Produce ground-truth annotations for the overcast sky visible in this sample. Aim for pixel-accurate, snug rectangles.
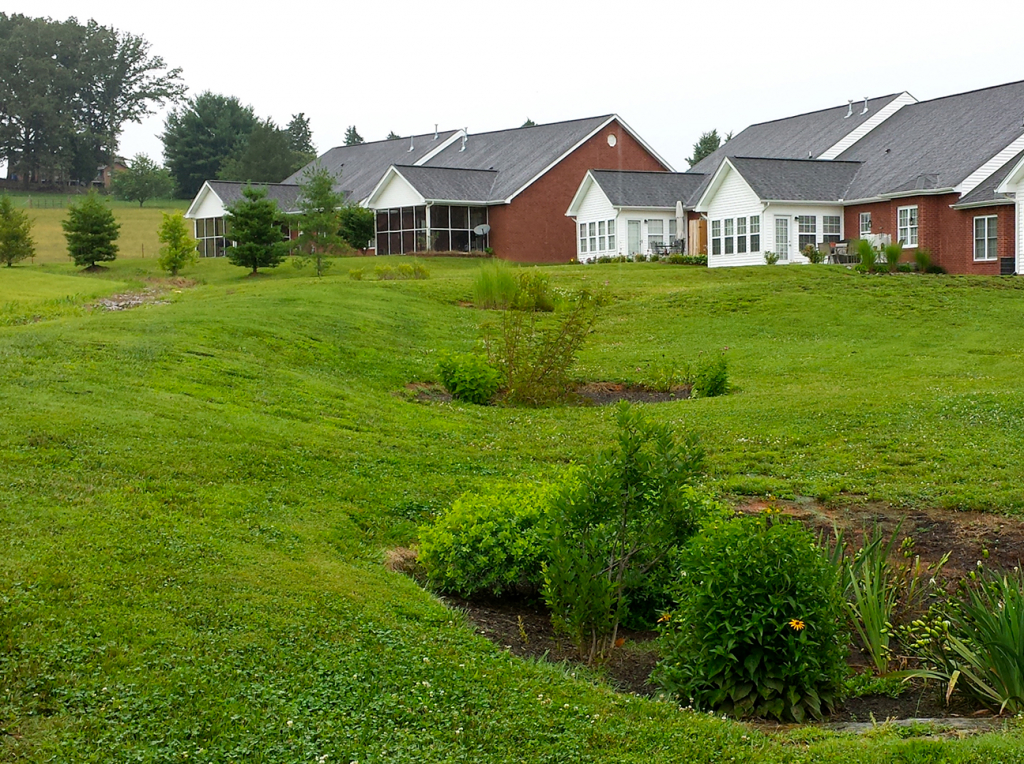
[7,0,1024,178]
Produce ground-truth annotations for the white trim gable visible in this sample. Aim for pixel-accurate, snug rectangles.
[505,115,674,203]
[819,92,917,160]
[365,167,426,209]
[693,158,743,212]
[566,171,601,217]
[959,133,1024,195]
[996,153,1024,194]
[184,181,221,219]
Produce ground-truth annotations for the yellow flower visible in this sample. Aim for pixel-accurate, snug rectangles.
[657,612,672,624]
[788,618,805,631]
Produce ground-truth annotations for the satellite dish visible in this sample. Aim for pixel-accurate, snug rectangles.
[473,224,491,235]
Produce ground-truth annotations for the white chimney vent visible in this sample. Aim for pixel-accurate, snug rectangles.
[433,124,438,140]
[861,97,869,115]
[408,136,414,152]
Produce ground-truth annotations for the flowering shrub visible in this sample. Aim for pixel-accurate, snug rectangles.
[655,513,848,721]
[418,481,560,597]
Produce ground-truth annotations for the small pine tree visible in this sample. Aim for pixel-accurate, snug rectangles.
[293,165,346,277]
[62,192,120,268]
[0,195,35,267]
[157,212,197,276]
[386,131,401,140]
[344,125,364,145]
[224,186,289,275]
[521,118,536,128]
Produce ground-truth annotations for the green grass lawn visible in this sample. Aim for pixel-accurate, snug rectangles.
[2,256,1024,762]
[3,192,190,264]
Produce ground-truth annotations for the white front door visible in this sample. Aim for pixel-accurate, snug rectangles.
[775,216,790,261]
[628,220,642,256]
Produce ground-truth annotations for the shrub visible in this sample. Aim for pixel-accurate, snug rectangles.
[763,251,779,265]
[691,351,728,398]
[157,212,197,276]
[914,248,933,272]
[513,269,555,312]
[656,513,848,722]
[883,242,903,272]
[649,253,660,262]
[897,263,913,273]
[375,265,396,280]
[413,263,429,279]
[543,402,710,663]
[418,482,558,597]
[348,268,365,281]
[857,239,878,271]
[436,352,501,405]
[802,243,826,264]
[473,260,519,309]
[486,291,597,406]
[665,253,708,266]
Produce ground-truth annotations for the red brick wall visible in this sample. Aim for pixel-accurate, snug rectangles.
[843,195,1016,274]
[488,120,668,263]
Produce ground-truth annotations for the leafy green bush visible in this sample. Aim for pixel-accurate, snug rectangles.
[656,513,848,721]
[418,482,559,597]
[543,402,711,663]
[375,265,396,280]
[914,248,933,271]
[348,268,365,280]
[436,352,501,405]
[802,244,826,264]
[513,269,555,312]
[691,351,729,398]
[665,253,708,266]
[763,251,779,265]
[486,291,597,406]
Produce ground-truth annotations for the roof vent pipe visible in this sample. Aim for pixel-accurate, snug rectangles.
[433,124,438,140]
[408,136,414,152]
[861,97,869,115]
[845,100,853,119]
[460,130,467,152]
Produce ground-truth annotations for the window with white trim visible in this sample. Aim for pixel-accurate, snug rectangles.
[607,219,616,251]
[974,215,997,261]
[588,221,597,253]
[711,219,721,255]
[897,206,918,246]
[598,220,606,251]
[797,215,816,250]
[668,218,677,243]
[194,217,228,258]
[724,218,734,254]
[579,223,587,254]
[648,219,664,250]
[737,216,747,253]
[859,212,872,236]
[749,215,760,252]
[823,215,841,244]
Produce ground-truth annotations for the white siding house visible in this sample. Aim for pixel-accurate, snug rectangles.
[996,155,1024,272]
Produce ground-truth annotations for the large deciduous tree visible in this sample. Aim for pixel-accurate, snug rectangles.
[339,205,375,251]
[62,192,120,268]
[218,119,306,184]
[224,186,289,275]
[0,13,184,187]
[0,195,35,266]
[292,165,345,277]
[161,92,259,199]
[110,153,174,207]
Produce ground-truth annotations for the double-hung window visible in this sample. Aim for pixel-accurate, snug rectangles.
[897,206,918,247]
[724,218,734,254]
[711,219,722,255]
[859,212,872,237]
[579,223,587,254]
[749,215,760,252]
[823,215,841,244]
[974,215,997,261]
[598,221,606,251]
[736,216,747,253]
[797,215,817,250]
[589,221,597,253]
[607,219,616,251]
[648,219,664,250]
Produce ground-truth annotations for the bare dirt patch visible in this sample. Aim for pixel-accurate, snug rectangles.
[92,278,197,312]
[575,382,690,405]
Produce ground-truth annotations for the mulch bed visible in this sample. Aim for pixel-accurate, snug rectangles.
[428,500,1024,727]
[403,381,689,406]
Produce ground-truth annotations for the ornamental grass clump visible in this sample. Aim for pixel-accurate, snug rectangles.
[655,513,848,722]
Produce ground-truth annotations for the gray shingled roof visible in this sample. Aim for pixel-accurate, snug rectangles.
[838,80,1024,200]
[392,166,498,202]
[424,116,626,201]
[955,149,1024,207]
[689,94,903,174]
[589,170,705,208]
[205,181,303,214]
[281,130,460,203]
[728,157,862,201]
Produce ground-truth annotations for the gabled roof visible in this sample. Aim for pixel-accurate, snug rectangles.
[422,115,672,202]
[587,170,705,208]
[728,157,861,201]
[281,130,461,204]
[185,180,303,218]
[955,149,1024,208]
[389,165,499,203]
[838,79,1024,200]
[689,94,905,174]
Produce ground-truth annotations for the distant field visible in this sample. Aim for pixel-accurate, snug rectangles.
[2,192,191,264]
[3,258,1024,761]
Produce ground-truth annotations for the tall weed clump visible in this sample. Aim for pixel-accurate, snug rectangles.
[656,513,848,722]
[542,402,712,664]
[473,260,519,309]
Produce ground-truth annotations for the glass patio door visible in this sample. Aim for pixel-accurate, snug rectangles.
[775,216,790,261]
[628,220,641,256]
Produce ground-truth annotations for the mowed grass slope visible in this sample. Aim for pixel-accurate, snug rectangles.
[2,256,1024,762]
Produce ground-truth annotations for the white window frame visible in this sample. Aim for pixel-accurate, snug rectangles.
[598,220,606,252]
[607,219,616,251]
[736,216,747,254]
[859,212,872,237]
[974,215,998,261]
[579,223,587,254]
[897,205,918,247]
[711,219,721,256]
[749,215,760,252]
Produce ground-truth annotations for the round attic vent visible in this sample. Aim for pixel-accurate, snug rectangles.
[607,133,617,147]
